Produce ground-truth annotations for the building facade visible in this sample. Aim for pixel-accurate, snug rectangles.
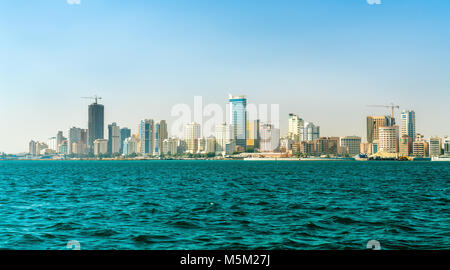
[93,139,108,156]
[429,137,442,157]
[88,102,104,150]
[246,119,260,151]
[229,95,247,148]
[401,110,416,142]
[399,134,412,156]
[108,122,121,155]
[259,123,280,152]
[379,125,399,153]
[184,122,201,153]
[367,116,395,143]
[288,113,303,141]
[139,119,154,155]
[340,136,362,156]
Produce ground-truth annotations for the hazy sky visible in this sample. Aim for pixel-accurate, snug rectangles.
[1,0,450,153]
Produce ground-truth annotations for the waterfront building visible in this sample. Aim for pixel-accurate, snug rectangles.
[300,141,315,156]
[56,131,64,153]
[139,119,154,155]
[205,136,216,154]
[123,136,138,156]
[367,116,395,143]
[29,140,37,156]
[47,137,57,152]
[154,120,168,156]
[162,138,178,155]
[177,139,187,154]
[379,126,399,153]
[184,122,201,153]
[314,137,340,156]
[120,128,131,154]
[108,122,121,155]
[288,114,303,141]
[372,140,379,154]
[71,142,85,155]
[280,138,294,153]
[215,123,234,155]
[300,122,320,141]
[59,140,68,155]
[246,119,260,151]
[229,94,247,148]
[413,138,429,157]
[93,139,108,156]
[197,137,206,153]
[259,123,280,152]
[399,135,412,156]
[360,142,373,155]
[444,137,450,155]
[88,100,104,150]
[340,136,362,156]
[401,110,416,142]
[67,127,83,155]
[429,137,442,157]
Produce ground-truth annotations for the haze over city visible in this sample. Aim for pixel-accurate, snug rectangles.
[1,0,450,153]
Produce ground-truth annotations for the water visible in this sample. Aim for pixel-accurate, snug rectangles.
[0,160,448,250]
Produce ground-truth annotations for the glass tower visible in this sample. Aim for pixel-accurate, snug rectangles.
[88,102,104,151]
[229,95,247,148]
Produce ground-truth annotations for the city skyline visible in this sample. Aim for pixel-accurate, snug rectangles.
[2,0,450,153]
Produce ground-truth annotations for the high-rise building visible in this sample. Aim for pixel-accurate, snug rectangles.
[401,110,416,142]
[300,122,320,141]
[108,122,121,155]
[120,128,131,154]
[340,136,361,156]
[56,131,64,153]
[367,116,395,143]
[429,137,442,157]
[259,123,280,152]
[154,120,168,155]
[123,136,138,156]
[413,135,429,157]
[48,137,57,152]
[215,123,234,155]
[93,139,108,156]
[229,94,247,148]
[246,119,260,151]
[162,138,178,155]
[139,119,154,155]
[88,101,104,151]
[29,140,37,156]
[379,125,399,153]
[184,122,201,153]
[67,127,83,155]
[399,135,412,156]
[288,114,303,141]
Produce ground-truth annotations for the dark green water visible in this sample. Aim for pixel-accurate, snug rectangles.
[0,160,448,250]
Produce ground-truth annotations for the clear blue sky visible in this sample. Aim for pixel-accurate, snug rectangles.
[1,0,450,153]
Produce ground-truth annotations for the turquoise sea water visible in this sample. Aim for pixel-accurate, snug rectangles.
[0,160,448,250]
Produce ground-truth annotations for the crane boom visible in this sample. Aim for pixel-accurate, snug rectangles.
[81,95,102,104]
[366,103,399,118]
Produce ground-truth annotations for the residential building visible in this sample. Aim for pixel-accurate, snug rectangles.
[215,123,234,155]
[314,137,340,156]
[108,122,121,155]
[139,119,154,155]
[123,136,138,156]
[184,122,201,153]
[379,126,399,153]
[288,113,303,141]
[367,116,395,143]
[413,137,429,157]
[429,137,442,157]
[300,122,320,141]
[93,139,108,156]
[401,110,416,142]
[340,136,362,156]
[399,135,412,156]
[260,123,280,152]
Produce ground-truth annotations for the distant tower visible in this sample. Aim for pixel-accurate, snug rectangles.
[108,122,121,154]
[120,127,131,154]
[288,114,303,141]
[139,119,154,155]
[229,94,247,148]
[88,100,104,150]
[401,110,416,142]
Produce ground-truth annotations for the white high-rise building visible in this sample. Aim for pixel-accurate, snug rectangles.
[48,137,57,152]
[379,126,399,153]
[401,110,416,142]
[288,113,303,141]
[184,122,201,153]
[123,136,138,156]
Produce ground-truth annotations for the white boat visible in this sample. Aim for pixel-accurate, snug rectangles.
[431,156,450,162]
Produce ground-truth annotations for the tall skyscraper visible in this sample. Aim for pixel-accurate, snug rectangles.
[120,127,131,154]
[56,131,64,153]
[401,110,416,142]
[288,114,303,141]
[88,101,104,150]
[184,122,201,153]
[379,125,399,153]
[139,119,154,155]
[229,94,247,148]
[367,116,395,143]
[108,122,121,155]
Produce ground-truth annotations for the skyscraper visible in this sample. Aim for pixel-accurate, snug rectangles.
[300,122,320,141]
[56,131,64,153]
[288,113,303,141]
[154,120,168,155]
[88,101,104,151]
[120,127,131,154]
[229,94,247,148]
[367,116,395,143]
[139,119,154,155]
[108,122,121,155]
[67,127,83,155]
[246,119,260,151]
[401,110,416,142]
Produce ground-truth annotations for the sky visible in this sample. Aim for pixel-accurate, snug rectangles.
[1,0,450,153]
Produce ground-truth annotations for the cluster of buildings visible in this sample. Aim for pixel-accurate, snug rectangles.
[27,95,449,159]
[360,111,450,158]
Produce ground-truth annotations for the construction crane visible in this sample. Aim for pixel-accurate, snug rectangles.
[367,103,400,118]
[81,95,102,104]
